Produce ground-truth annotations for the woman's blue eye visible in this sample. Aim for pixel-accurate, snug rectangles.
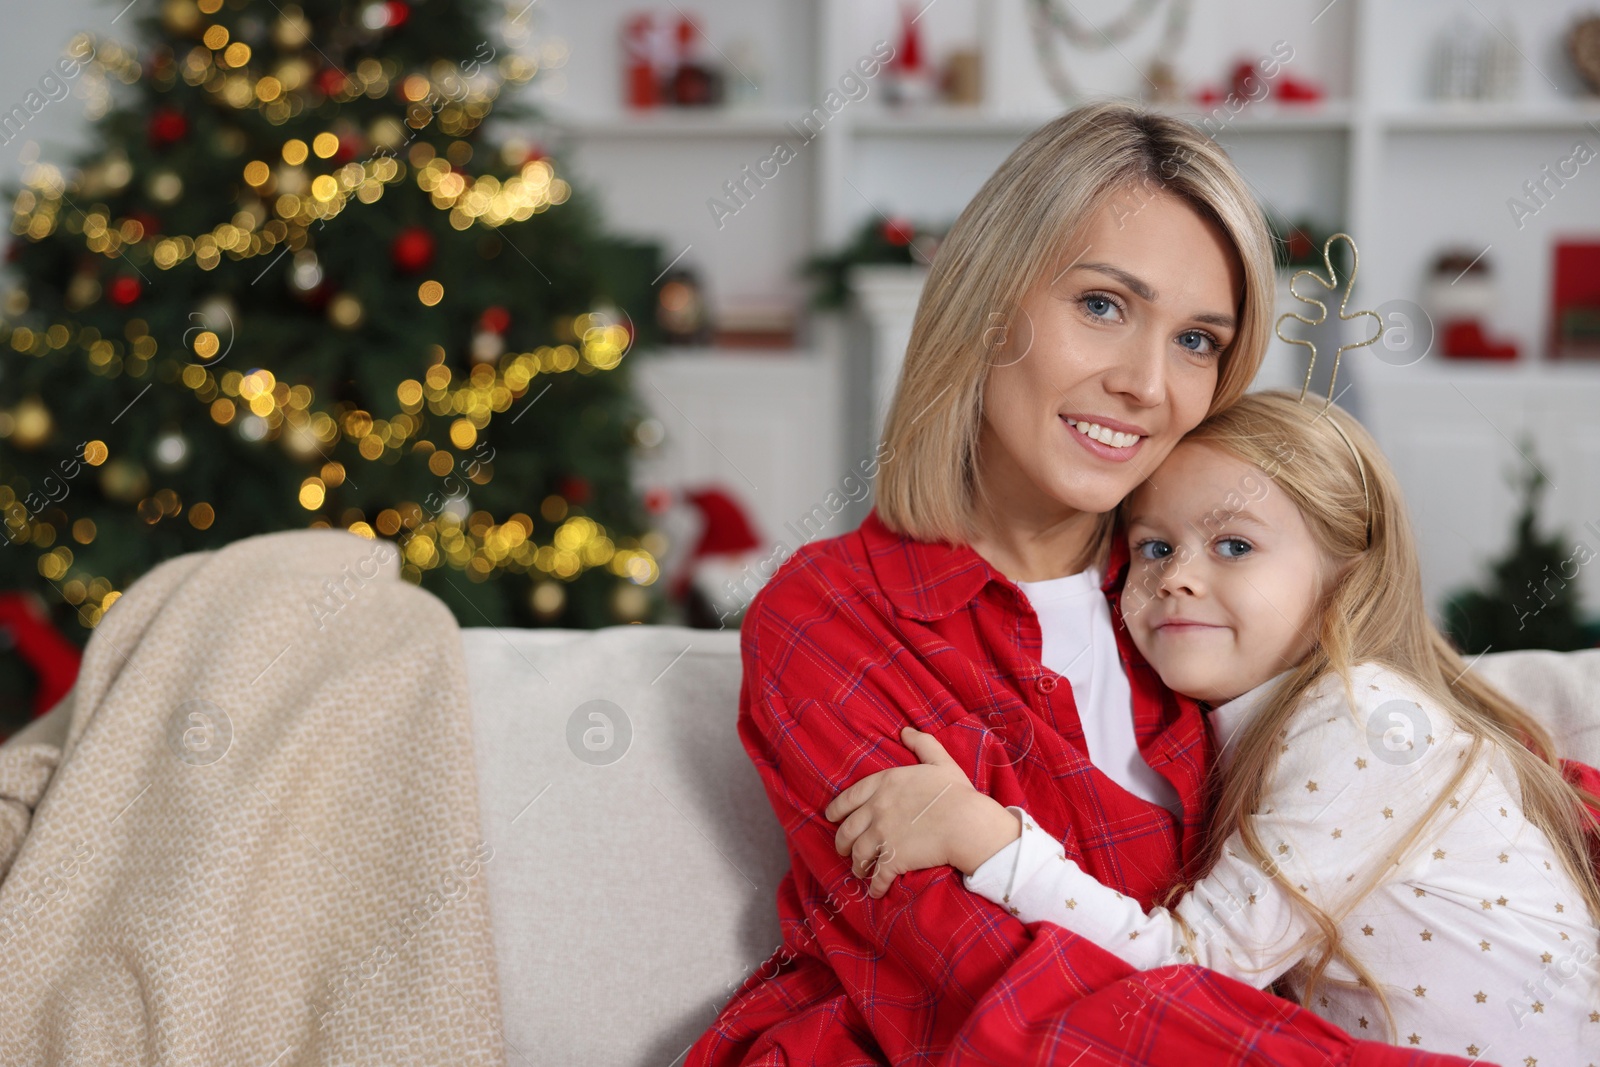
[1135,539,1172,561]
[1178,329,1220,355]
[1216,537,1252,558]
[1083,294,1119,319]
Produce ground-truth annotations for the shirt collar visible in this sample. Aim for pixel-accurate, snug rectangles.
[860,507,1130,622]
[1204,668,1296,769]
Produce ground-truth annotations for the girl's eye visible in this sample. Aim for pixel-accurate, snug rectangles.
[1134,538,1172,561]
[1216,537,1252,559]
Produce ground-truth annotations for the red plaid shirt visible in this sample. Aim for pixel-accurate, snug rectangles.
[685,507,1477,1067]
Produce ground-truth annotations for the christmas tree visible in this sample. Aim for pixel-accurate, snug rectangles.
[1441,449,1598,655]
[0,0,667,731]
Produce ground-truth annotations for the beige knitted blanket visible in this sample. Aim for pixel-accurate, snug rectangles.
[0,529,506,1065]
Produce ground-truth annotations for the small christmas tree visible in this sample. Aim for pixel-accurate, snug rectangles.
[0,0,667,732]
[1441,446,1597,655]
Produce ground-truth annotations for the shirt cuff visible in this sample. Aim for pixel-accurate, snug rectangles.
[963,805,1063,913]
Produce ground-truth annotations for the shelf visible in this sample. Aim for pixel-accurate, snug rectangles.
[539,108,802,139]
[1380,103,1600,132]
[848,100,1354,137]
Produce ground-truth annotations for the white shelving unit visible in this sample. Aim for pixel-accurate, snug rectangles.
[521,0,1600,620]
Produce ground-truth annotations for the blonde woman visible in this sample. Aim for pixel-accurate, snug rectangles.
[826,391,1600,1063]
[687,102,1507,1066]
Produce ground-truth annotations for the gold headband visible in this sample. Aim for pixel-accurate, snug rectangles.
[1273,232,1382,547]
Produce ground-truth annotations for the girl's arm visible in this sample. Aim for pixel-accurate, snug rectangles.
[837,665,1459,989]
[966,666,1460,986]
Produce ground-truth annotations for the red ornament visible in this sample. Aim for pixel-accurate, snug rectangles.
[335,133,365,163]
[108,276,142,306]
[130,210,162,237]
[479,305,511,334]
[558,475,592,505]
[0,593,82,727]
[316,67,347,97]
[149,107,189,148]
[385,1,410,27]
[881,217,915,247]
[390,226,436,272]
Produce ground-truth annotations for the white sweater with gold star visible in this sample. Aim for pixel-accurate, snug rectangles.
[963,661,1600,1064]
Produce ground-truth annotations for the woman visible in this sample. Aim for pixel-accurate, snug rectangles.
[685,101,1474,1066]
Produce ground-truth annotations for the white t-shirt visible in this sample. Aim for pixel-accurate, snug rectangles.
[1015,566,1182,815]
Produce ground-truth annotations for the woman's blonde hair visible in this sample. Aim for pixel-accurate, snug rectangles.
[874,100,1278,563]
[1150,389,1600,1040]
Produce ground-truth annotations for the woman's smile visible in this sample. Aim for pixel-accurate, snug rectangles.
[1060,414,1146,462]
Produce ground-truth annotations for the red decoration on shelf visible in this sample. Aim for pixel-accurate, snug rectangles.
[623,12,672,109]
[148,107,189,148]
[1275,74,1324,103]
[130,210,162,236]
[1441,317,1519,360]
[558,475,592,505]
[0,592,82,726]
[478,305,511,334]
[108,276,142,306]
[385,1,410,28]
[390,226,436,272]
[881,217,915,247]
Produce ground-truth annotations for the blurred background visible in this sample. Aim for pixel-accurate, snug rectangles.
[3,0,1600,731]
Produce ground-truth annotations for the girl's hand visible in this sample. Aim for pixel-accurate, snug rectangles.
[824,726,1021,899]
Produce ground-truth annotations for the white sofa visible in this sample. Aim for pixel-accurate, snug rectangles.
[463,625,1600,1065]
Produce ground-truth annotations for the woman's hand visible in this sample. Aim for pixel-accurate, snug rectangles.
[824,726,1021,899]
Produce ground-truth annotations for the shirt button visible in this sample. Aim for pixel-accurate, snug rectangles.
[1036,675,1057,693]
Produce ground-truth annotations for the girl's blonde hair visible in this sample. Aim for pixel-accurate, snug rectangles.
[874,99,1278,566]
[1148,389,1600,1040]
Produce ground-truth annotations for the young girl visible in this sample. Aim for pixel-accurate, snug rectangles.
[825,389,1600,1063]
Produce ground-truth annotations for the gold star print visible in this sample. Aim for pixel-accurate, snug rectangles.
[1357,1017,1369,1029]
[1414,985,1427,997]
[1331,828,1342,838]
[1480,899,1494,910]
[1556,902,1565,913]
[1498,852,1509,863]
[1319,995,1329,1007]
[1414,887,1428,898]
[1480,940,1492,951]
[1362,925,1374,936]
[1368,684,1379,690]
[1544,860,1552,869]
[1497,896,1508,906]
[1277,843,1289,855]
[1407,1033,1421,1045]
[1382,807,1394,819]
[1065,899,1077,909]
[1540,951,1553,963]
[1306,780,1319,792]
[1420,929,1433,941]
[1474,991,1487,1003]
[1590,1010,1600,1022]
[1007,905,1020,916]
[1467,1046,1479,1057]
[1129,932,1139,940]
[1531,1001,1544,1013]
[1354,756,1367,769]
[1433,848,1446,860]
[1426,734,1435,744]
[1524,1059,1537,1067]
[1247,893,1257,905]
[1562,932,1571,940]
[1499,806,1508,817]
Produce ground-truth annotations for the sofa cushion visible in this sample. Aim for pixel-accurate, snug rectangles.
[462,625,785,1067]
